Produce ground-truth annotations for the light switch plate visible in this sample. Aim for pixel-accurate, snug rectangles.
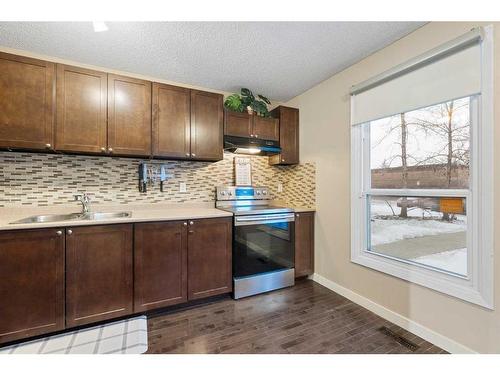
[277,183,283,193]
[179,182,187,193]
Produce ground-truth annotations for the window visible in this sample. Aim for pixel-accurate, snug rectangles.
[370,98,470,190]
[368,98,470,277]
[351,27,493,308]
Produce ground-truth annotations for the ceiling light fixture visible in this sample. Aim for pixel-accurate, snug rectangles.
[92,22,108,32]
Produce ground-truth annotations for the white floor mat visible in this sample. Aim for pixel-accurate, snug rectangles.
[0,315,148,354]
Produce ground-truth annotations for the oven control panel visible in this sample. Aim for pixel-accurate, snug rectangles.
[216,186,270,200]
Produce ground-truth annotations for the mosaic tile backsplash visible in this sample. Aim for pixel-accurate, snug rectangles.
[0,152,315,208]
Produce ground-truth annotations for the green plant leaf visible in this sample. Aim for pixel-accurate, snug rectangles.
[258,94,271,105]
[224,94,243,112]
[240,88,255,103]
[236,88,271,116]
[241,97,252,107]
[241,88,252,97]
[251,100,269,117]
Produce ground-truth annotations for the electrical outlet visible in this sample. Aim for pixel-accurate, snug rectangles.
[179,182,187,193]
[277,183,283,193]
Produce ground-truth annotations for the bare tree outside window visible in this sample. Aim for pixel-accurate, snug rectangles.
[370,97,470,191]
[367,97,470,276]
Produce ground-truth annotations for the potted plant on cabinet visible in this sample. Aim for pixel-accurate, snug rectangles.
[224,88,271,117]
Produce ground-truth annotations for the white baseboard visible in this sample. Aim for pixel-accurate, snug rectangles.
[309,273,476,354]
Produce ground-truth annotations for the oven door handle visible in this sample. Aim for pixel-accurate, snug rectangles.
[234,213,295,226]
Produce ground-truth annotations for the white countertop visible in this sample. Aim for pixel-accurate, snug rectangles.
[0,202,233,231]
[0,201,315,231]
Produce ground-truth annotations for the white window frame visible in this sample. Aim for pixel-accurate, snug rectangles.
[350,26,494,309]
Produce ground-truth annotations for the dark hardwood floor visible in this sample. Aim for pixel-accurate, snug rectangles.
[146,279,446,354]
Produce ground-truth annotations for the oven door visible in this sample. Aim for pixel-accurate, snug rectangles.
[233,213,295,278]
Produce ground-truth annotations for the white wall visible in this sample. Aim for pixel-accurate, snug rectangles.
[286,22,500,353]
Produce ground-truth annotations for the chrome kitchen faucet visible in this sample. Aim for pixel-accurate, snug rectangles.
[74,193,92,214]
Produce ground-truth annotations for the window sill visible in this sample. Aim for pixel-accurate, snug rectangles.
[351,248,493,309]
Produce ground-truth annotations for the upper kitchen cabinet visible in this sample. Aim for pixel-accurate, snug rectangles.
[224,110,279,141]
[108,74,152,157]
[55,64,107,154]
[0,52,55,151]
[269,106,299,165]
[253,115,279,141]
[224,110,253,138]
[0,52,225,160]
[153,85,224,161]
[0,228,65,344]
[152,83,191,159]
[190,90,223,161]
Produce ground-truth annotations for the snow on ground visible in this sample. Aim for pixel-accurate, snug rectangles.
[371,218,466,246]
[370,200,466,246]
[411,248,467,276]
[370,199,467,275]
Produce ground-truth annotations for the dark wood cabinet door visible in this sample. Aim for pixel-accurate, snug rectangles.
[152,83,191,159]
[224,110,252,138]
[134,221,188,312]
[0,52,55,151]
[66,224,133,328]
[190,90,223,161]
[55,64,107,153]
[269,106,299,165]
[253,116,279,141]
[0,229,64,344]
[187,217,232,300]
[108,74,152,156]
[294,212,314,278]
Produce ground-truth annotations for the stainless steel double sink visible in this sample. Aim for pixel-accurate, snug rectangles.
[11,211,131,224]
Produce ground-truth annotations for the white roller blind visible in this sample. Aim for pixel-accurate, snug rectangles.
[351,32,482,126]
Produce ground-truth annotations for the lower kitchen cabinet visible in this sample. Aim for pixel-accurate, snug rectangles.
[187,217,232,300]
[0,229,65,344]
[0,216,233,344]
[134,221,188,312]
[65,224,133,328]
[294,212,315,278]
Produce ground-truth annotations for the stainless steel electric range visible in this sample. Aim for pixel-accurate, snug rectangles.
[216,186,295,299]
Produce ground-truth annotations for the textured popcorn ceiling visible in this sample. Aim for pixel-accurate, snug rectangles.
[0,22,424,101]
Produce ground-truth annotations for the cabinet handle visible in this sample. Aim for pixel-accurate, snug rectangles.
[45,143,52,149]
[56,230,62,236]
[188,230,194,234]
[255,134,259,138]
[191,153,196,157]
[296,214,300,217]
[189,221,194,225]
[185,153,190,157]
[282,158,285,162]
[183,222,187,226]
[101,147,106,152]
[250,134,254,137]
[67,229,73,235]
[108,147,113,153]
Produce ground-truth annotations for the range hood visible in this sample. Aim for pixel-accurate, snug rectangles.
[224,135,281,155]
